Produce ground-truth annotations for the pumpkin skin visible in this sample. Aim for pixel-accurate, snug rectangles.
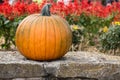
[15,14,72,60]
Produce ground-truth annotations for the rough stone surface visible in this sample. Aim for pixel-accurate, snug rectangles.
[0,51,120,80]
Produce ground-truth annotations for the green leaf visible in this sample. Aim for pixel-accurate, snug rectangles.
[4,20,10,25]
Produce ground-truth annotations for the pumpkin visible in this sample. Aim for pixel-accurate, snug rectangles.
[15,3,72,60]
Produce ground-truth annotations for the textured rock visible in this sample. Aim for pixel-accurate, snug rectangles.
[0,51,120,80]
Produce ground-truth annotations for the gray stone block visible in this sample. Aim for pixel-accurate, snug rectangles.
[0,51,120,80]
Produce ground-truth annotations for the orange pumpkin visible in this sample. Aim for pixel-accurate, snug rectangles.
[15,4,72,60]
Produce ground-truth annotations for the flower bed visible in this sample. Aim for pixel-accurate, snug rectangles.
[0,0,120,55]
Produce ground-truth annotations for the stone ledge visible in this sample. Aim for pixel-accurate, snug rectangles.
[0,51,120,80]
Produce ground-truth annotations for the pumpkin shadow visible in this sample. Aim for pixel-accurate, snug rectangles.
[23,56,67,62]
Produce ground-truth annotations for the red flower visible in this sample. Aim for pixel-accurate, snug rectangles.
[27,2,40,14]
[0,0,120,21]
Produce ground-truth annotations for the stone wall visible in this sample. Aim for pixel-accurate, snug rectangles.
[0,51,120,80]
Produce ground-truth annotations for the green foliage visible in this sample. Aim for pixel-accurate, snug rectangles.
[53,0,57,2]
[0,15,26,49]
[99,25,120,53]
[0,12,116,51]
[72,26,84,45]
[66,13,114,47]
[70,25,85,51]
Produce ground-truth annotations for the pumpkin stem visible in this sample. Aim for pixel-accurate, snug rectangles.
[41,3,51,16]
